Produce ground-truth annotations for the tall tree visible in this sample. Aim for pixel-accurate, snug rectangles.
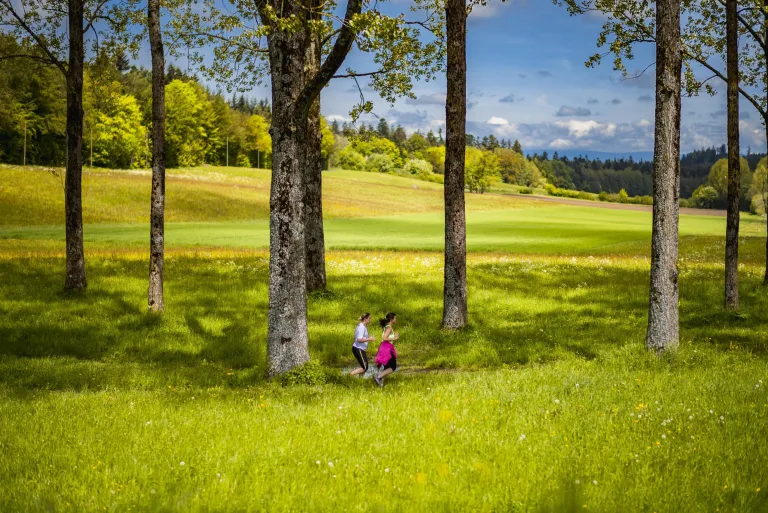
[725,0,740,309]
[64,0,88,289]
[762,6,768,286]
[0,0,115,290]
[377,118,390,139]
[392,125,407,147]
[147,0,166,312]
[556,0,683,350]
[304,3,326,293]
[174,0,443,374]
[442,0,468,329]
[647,0,682,351]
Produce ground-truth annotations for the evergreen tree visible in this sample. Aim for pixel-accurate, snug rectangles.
[376,118,390,139]
[392,125,407,147]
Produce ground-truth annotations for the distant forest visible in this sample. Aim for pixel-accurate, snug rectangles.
[1,29,764,202]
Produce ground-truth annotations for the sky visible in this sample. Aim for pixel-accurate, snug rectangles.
[316,0,766,155]
[163,0,766,155]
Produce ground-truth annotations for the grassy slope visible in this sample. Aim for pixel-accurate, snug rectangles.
[0,165,541,226]
[1,164,764,253]
[1,164,768,511]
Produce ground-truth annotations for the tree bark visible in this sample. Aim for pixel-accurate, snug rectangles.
[266,28,311,375]
[64,0,86,291]
[148,0,166,312]
[442,0,468,329]
[304,22,327,293]
[260,0,361,375]
[646,0,681,352]
[763,12,768,287]
[725,0,740,309]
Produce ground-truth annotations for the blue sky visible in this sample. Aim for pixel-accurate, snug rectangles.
[160,0,765,154]
[315,0,766,154]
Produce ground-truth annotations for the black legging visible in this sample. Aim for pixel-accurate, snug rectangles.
[352,347,369,371]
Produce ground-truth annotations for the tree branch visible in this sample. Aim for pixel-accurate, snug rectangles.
[83,0,111,33]
[296,0,363,118]
[716,0,768,52]
[685,48,766,117]
[332,70,383,78]
[177,31,269,53]
[0,0,66,74]
[622,60,655,81]
[0,52,57,65]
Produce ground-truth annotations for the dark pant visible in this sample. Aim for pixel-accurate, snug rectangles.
[381,357,397,372]
[352,347,368,371]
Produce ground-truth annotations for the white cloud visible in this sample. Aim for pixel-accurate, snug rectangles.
[553,119,612,138]
[406,93,446,106]
[326,114,349,122]
[488,116,510,126]
[550,138,572,149]
[556,105,592,117]
[387,109,429,129]
[468,0,499,19]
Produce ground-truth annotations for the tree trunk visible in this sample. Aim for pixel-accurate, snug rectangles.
[764,117,768,286]
[64,0,86,291]
[266,29,311,375]
[304,26,326,293]
[763,13,768,287]
[442,0,468,329]
[148,0,166,312]
[646,0,681,352]
[725,0,740,309]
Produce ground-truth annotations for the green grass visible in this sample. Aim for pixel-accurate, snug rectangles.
[0,165,540,226]
[1,351,766,512]
[1,165,768,511]
[1,206,763,253]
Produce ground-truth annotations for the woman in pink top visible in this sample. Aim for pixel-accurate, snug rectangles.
[374,312,399,387]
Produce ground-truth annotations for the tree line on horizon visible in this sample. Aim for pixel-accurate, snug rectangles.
[5,29,765,205]
[3,37,765,207]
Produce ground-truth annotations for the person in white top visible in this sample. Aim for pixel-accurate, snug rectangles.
[351,313,375,376]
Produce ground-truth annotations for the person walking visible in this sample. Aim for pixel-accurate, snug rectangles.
[351,313,375,376]
[374,312,399,387]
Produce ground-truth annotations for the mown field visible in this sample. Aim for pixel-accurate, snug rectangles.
[1,165,767,512]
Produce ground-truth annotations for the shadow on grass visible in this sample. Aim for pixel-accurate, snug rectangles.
[0,249,767,391]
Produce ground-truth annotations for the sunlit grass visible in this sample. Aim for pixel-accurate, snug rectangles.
[1,245,767,511]
[1,163,768,511]
[0,164,545,226]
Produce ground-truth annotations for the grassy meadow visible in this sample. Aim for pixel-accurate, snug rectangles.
[1,164,767,511]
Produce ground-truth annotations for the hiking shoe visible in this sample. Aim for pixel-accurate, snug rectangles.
[374,375,383,387]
